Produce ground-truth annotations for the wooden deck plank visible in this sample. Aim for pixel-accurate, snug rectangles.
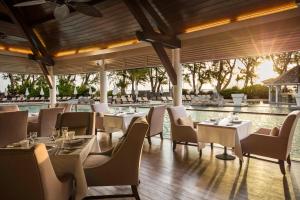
[88,132,300,200]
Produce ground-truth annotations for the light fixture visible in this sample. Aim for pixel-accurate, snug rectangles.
[237,2,298,21]
[8,47,32,54]
[106,39,139,48]
[78,47,101,53]
[55,50,77,57]
[184,19,231,33]
[0,45,5,50]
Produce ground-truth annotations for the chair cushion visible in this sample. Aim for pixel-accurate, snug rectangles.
[68,127,87,135]
[83,155,111,168]
[178,116,193,127]
[270,127,280,136]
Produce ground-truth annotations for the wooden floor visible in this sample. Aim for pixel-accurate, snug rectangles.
[87,132,300,200]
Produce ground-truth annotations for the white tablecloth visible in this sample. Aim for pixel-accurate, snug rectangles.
[197,120,252,161]
[49,135,100,200]
[103,112,145,133]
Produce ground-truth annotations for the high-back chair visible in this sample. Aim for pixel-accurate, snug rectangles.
[146,105,166,145]
[0,104,19,112]
[0,144,74,200]
[91,103,108,132]
[83,117,149,200]
[55,103,72,112]
[28,108,64,137]
[241,110,300,175]
[56,112,96,135]
[167,106,197,149]
[167,106,207,151]
[0,111,28,147]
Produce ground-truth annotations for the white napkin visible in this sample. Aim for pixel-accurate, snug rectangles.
[218,118,230,126]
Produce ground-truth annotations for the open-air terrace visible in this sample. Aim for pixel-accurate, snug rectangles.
[0,0,300,200]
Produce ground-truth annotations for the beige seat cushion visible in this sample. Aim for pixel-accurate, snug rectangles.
[270,127,280,136]
[84,155,110,168]
[178,116,193,127]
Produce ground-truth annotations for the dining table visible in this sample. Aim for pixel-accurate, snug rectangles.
[103,112,146,133]
[5,135,100,200]
[197,119,252,163]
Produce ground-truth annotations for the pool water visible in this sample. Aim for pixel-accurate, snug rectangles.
[18,104,300,160]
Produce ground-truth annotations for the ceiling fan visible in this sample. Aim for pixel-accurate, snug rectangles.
[13,0,102,20]
[0,32,28,42]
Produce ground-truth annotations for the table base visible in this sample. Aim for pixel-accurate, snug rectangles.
[215,147,235,160]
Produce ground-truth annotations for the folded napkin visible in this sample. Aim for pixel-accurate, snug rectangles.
[218,118,230,126]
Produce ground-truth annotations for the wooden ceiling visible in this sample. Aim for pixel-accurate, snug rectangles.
[0,0,300,75]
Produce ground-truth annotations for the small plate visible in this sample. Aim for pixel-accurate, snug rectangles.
[232,120,242,124]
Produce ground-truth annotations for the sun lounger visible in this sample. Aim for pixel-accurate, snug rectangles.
[127,96,134,103]
[121,95,128,104]
[142,96,150,103]
[167,96,173,101]
[161,96,167,103]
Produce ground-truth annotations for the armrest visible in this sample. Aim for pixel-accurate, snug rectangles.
[172,124,197,142]
[193,121,199,128]
[241,134,287,159]
[89,148,113,156]
[255,128,272,135]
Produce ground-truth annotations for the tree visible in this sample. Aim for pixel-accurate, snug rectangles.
[269,52,300,75]
[147,66,168,92]
[108,70,129,95]
[209,59,237,92]
[183,62,210,93]
[126,68,149,95]
[237,57,261,88]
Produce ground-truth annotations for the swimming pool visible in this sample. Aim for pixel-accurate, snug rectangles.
[18,103,300,160]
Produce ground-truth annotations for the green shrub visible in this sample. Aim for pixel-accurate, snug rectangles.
[220,84,268,99]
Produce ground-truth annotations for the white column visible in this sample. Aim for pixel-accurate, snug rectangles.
[49,66,56,107]
[172,48,182,106]
[99,60,108,104]
[268,86,272,103]
[275,85,280,104]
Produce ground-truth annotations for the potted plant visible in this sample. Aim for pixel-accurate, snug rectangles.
[231,92,245,106]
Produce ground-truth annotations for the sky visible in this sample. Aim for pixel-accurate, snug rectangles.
[0,59,279,92]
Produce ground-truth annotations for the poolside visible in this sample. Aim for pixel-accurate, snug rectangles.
[17,102,300,161]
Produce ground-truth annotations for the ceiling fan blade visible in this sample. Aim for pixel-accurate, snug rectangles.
[14,0,47,7]
[71,2,102,17]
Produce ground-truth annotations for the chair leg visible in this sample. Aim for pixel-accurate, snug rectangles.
[147,136,152,145]
[279,160,286,175]
[160,132,163,140]
[173,141,177,151]
[199,149,202,158]
[287,154,291,165]
[131,185,140,200]
[210,143,213,150]
[109,133,112,141]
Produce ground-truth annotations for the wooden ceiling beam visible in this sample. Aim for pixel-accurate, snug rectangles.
[1,0,53,88]
[123,0,178,85]
[136,31,180,49]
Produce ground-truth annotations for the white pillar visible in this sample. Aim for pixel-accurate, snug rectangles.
[172,48,182,106]
[275,85,280,104]
[49,66,56,107]
[268,86,272,103]
[99,60,108,104]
